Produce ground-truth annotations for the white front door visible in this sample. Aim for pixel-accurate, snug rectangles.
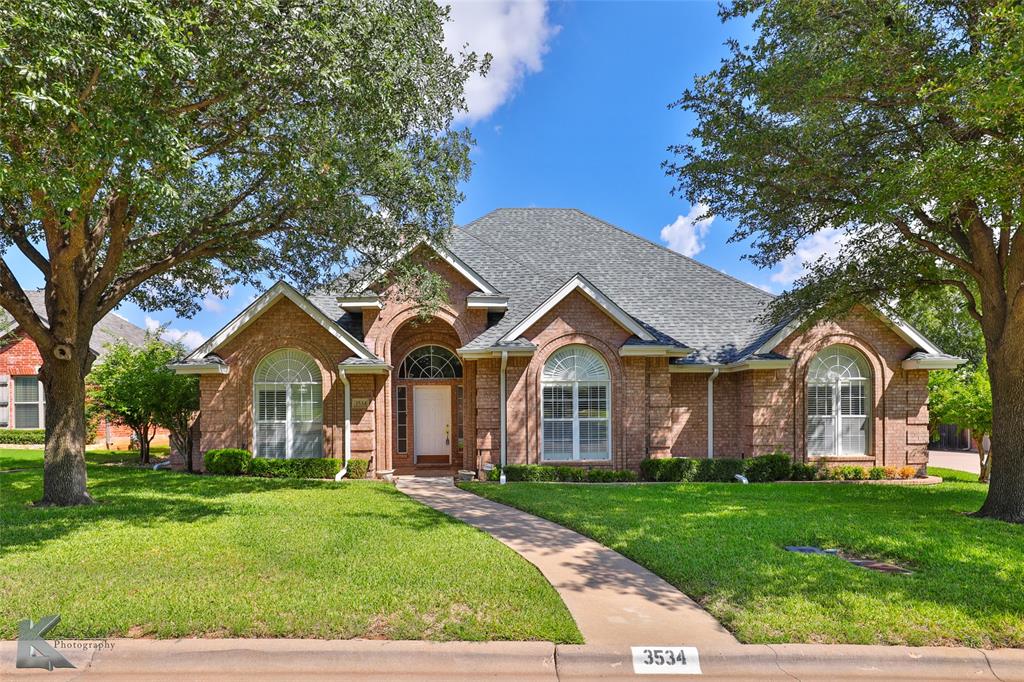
[413,385,451,461]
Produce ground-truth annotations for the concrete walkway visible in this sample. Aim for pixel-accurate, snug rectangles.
[396,476,737,648]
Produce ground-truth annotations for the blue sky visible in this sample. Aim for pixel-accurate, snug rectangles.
[8,1,839,348]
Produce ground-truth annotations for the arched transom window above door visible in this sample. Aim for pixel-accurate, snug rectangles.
[253,349,323,459]
[541,345,611,462]
[399,345,462,379]
[806,345,871,457]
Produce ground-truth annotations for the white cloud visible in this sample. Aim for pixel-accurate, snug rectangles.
[444,0,558,123]
[202,286,233,314]
[769,228,848,286]
[145,316,206,350]
[660,204,715,257]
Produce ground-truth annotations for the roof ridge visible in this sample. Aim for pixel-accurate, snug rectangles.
[569,208,777,301]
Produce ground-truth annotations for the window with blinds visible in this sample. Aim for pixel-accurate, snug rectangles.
[541,346,611,461]
[396,386,408,453]
[0,375,8,428]
[806,346,870,457]
[253,350,322,459]
[13,376,43,429]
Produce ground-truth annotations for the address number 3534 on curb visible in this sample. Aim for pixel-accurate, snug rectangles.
[631,646,702,675]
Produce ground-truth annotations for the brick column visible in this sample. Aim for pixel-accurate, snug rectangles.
[646,357,672,459]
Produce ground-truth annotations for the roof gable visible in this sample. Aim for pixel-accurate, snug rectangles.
[349,239,500,296]
[500,273,655,343]
[184,281,375,362]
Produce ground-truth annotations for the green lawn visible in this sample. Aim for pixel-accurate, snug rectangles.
[462,472,1024,648]
[0,450,580,642]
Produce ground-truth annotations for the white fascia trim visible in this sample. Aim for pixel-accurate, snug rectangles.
[902,357,965,370]
[357,239,500,296]
[500,274,655,344]
[755,308,943,356]
[457,347,536,360]
[185,281,375,362]
[337,295,382,310]
[169,362,229,375]
[668,359,794,373]
[619,344,691,357]
[337,363,392,374]
[466,295,509,310]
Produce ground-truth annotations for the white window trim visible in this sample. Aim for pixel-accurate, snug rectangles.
[13,376,45,430]
[540,347,612,462]
[806,349,871,458]
[252,351,323,459]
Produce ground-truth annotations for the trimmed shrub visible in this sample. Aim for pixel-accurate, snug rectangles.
[743,452,793,482]
[345,458,369,479]
[554,466,586,482]
[501,465,557,482]
[0,428,46,445]
[205,448,252,475]
[790,463,818,481]
[640,457,698,482]
[883,466,900,479]
[695,458,746,482]
[828,465,868,481]
[586,468,638,483]
[898,465,918,480]
[868,466,887,480]
[486,466,501,481]
[248,457,341,479]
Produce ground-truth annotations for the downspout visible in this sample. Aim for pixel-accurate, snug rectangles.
[707,367,720,459]
[335,369,352,481]
[499,351,508,484]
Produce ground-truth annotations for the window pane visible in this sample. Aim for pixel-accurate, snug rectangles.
[257,388,286,422]
[578,384,608,418]
[255,423,286,458]
[807,384,833,416]
[840,382,866,416]
[14,377,38,403]
[542,420,573,460]
[291,383,322,422]
[807,417,834,456]
[579,420,609,459]
[15,403,39,429]
[396,386,408,453]
[840,416,867,455]
[291,422,323,458]
[542,385,572,419]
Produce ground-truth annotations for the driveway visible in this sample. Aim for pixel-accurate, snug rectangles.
[929,449,980,475]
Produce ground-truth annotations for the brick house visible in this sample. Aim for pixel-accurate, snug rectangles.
[0,290,168,449]
[171,209,962,476]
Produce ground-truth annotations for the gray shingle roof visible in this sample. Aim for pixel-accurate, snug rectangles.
[2,290,150,359]
[309,208,785,363]
[450,209,779,362]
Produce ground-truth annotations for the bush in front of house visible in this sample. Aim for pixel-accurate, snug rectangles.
[204,448,252,475]
[869,466,887,480]
[0,428,46,445]
[790,462,818,481]
[639,457,748,482]
[248,457,341,479]
[345,458,369,480]
[491,464,638,483]
[743,452,793,482]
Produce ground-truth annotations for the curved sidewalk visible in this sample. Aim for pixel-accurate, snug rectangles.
[396,477,737,648]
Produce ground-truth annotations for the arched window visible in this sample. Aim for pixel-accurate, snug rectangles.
[253,349,323,459]
[541,345,611,461]
[399,345,462,379]
[806,345,871,457]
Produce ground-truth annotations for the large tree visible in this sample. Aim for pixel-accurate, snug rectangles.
[668,0,1024,522]
[0,0,479,505]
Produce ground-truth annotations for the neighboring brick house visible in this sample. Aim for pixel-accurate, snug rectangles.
[0,290,168,449]
[171,209,962,476]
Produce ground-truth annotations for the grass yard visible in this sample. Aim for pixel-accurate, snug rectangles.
[0,449,580,643]
[462,470,1024,648]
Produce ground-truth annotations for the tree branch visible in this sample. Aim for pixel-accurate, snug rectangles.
[891,217,982,281]
[0,257,52,349]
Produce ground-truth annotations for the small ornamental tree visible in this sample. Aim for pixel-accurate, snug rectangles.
[154,368,199,472]
[669,1,1024,522]
[930,365,994,483]
[0,1,480,504]
[89,338,180,464]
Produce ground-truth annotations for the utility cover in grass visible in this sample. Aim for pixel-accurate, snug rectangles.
[784,546,912,575]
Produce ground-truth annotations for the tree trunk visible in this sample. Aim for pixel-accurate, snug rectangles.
[976,353,1024,523]
[39,354,93,506]
[972,436,991,484]
[137,427,150,464]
